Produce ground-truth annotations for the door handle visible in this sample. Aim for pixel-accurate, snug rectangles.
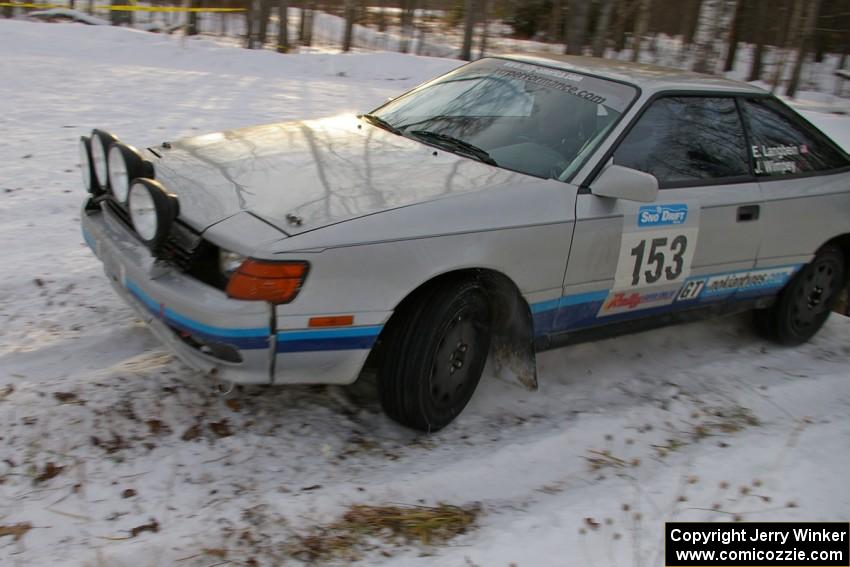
[737,205,760,222]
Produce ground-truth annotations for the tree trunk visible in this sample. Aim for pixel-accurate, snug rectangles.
[246,0,256,48]
[377,0,386,32]
[746,0,769,81]
[631,0,651,62]
[612,0,631,52]
[342,0,355,52]
[277,0,289,52]
[681,0,702,47]
[692,0,734,74]
[565,0,590,55]
[257,0,271,47]
[300,2,314,47]
[770,0,805,92]
[591,0,616,58]
[785,0,822,97]
[721,0,745,72]
[460,0,475,61]
[478,0,489,58]
[548,0,562,43]
[399,0,415,53]
[87,0,94,15]
[187,0,200,36]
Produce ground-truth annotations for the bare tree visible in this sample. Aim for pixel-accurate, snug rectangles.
[377,0,387,32]
[477,0,489,58]
[631,0,651,62]
[770,0,805,92]
[680,0,702,48]
[257,0,272,47]
[246,0,256,49]
[747,0,770,81]
[399,0,416,53]
[342,0,355,52]
[722,0,746,72]
[692,0,736,74]
[565,0,590,55]
[592,0,617,57]
[187,0,201,36]
[548,0,562,43]
[277,0,290,52]
[786,0,823,97]
[460,0,475,61]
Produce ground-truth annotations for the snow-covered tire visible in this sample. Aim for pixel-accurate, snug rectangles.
[754,244,846,346]
[378,279,492,432]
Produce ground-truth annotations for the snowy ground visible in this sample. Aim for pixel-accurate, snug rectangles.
[1,20,850,567]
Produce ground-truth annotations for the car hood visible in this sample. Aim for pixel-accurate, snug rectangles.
[152,114,531,236]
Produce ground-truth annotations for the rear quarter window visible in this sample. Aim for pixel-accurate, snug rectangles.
[741,97,849,177]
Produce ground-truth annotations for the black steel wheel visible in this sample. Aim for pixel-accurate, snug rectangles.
[378,278,492,431]
[754,245,845,346]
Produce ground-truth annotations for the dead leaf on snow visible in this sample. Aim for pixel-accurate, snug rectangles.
[129,519,159,537]
[34,462,64,483]
[181,423,202,441]
[54,392,82,404]
[0,385,14,401]
[0,522,32,541]
[225,398,241,412]
[209,420,232,438]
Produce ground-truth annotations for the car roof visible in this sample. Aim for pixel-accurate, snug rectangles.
[500,54,768,96]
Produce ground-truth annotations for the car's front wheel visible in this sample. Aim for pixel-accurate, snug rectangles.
[378,279,492,432]
[754,244,846,346]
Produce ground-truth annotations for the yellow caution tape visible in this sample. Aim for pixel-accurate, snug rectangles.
[0,3,245,12]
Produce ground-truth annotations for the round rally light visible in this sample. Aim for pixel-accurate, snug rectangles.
[128,178,178,249]
[79,136,96,193]
[90,129,119,190]
[108,143,152,203]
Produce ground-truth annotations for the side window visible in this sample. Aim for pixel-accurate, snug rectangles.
[613,96,750,187]
[741,97,848,176]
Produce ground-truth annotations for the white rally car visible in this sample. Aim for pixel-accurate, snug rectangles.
[80,55,850,431]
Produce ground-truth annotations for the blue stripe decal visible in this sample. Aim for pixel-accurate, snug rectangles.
[528,264,802,338]
[125,279,271,349]
[276,326,383,353]
[82,227,96,254]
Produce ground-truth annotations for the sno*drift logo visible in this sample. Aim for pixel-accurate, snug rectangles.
[638,204,688,228]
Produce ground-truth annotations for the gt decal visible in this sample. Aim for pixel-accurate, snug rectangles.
[676,278,706,301]
[613,203,699,291]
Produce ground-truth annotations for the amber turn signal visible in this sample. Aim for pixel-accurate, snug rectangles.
[225,260,308,304]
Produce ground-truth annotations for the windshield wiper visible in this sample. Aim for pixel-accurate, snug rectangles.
[408,130,497,166]
[358,113,403,136]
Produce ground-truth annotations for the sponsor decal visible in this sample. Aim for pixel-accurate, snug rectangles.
[599,289,677,316]
[675,266,800,301]
[637,204,689,228]
[701,266,798,298]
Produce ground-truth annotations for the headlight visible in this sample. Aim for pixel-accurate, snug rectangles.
[128,178,179,249]
[90,129,119,190]
[108,143,152,203]
[79,136,95,193]
[220,249,246,278]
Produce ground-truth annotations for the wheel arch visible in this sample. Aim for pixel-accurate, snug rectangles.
[367,267,539,390]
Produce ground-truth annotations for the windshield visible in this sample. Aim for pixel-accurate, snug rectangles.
[371,58,638,180]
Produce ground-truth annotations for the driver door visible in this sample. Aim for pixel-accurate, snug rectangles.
[554,95,763,334]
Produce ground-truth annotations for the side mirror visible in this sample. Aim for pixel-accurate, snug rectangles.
[590,164,659,203]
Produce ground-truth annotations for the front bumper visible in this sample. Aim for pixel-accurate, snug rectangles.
[82,203,274,384]
[82,202,388,386]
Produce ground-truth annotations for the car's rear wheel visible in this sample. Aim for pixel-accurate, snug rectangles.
[378,279,492,432]
[754,244,846,346]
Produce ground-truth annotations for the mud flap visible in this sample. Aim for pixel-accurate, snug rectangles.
[484,274,538,391]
